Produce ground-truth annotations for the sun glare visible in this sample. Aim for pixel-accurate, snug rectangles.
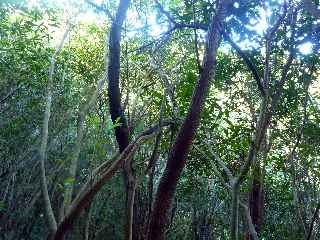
[298,42,313,55]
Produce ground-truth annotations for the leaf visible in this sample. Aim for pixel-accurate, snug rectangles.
[0,201,6,212]
[64,177,75,186]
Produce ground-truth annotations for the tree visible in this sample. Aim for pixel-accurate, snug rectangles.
[1,0,319,239]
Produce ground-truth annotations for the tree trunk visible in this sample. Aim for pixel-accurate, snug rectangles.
[248,165,264,238]
[63,76,107,219]
[124,163,136,240]
[107,2,130,153]
[305,201,320,240]
[146,2,231,239]
[231,184,239,240]
[106,1,135,240]
[39,23,71,236]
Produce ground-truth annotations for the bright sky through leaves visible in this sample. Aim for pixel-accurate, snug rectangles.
[27,0,315,56]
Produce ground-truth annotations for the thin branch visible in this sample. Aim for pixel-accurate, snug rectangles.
[270,7,297,113]
[221,31,265,97]
[194,144,259,240]
[53,123,165,240]
[306,201,320,240]
[154,0,176,25]
[145,95,166,175]
[239,202,259,240]
[194,144,232,190]
[85,0,114,21]
[192,1,202,73]
[303,0,320,18]
[39,21,72,234]
[152,6,266,98]
[0,84,23,105]
[206,143,233,182]
[267,1,287,39]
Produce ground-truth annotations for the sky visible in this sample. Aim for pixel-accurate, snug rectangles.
[26,0,314,55]
[24,0,320,105]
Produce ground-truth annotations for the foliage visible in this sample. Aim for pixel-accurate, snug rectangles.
[0,0,319,239]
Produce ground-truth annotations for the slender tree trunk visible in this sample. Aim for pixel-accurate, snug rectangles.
[144,127,162,238]
[63,75,107,220]
[230,100,268,240]
[147,2,231,239]
[106,0,137,239]
[40,49,58,236]
[240,202,258,240]
[84,204,92,240]
[231,183,239,240]
[62,112,85,218]
[124,157,137,240]
[228,5,295,238]
[39,23,71,235]
[306,201,320,240]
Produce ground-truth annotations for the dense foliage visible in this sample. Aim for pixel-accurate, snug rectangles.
[0,0,319,239]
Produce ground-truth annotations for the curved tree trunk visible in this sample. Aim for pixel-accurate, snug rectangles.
[107,1,130,153]
[39,23,71,236]
[146,2,232,239]
[106,0,137,239]
[52,130,157,240]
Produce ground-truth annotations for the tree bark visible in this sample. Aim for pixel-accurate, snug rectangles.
[63,76,107,219]
[52,130,157,240]
[146,2,232,239]
[231,182,239,240]
[247,137,269,239]
[106,1,138,240]
[248,164,264,237]
[107,0,130,153]
[306,201,320,240]
[39,23,71,235]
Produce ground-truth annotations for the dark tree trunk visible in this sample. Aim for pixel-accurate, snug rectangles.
[146,2,231,240]
[247,137,269,239]
[192,210,200,240]
[106,1,140,239]
[199,223,213,240]
[107,0,130,153]
[192,210,213,240]
[51,1,132,239]
[306,201,320,240]
[248,164,264,237]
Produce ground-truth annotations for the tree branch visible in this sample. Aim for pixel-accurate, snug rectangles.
[53,121,169,240]
[39,21,72,235]
[147,1,233,239]
[306,201,320,240]
[303,0,320,18]
[221,31,265,97]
